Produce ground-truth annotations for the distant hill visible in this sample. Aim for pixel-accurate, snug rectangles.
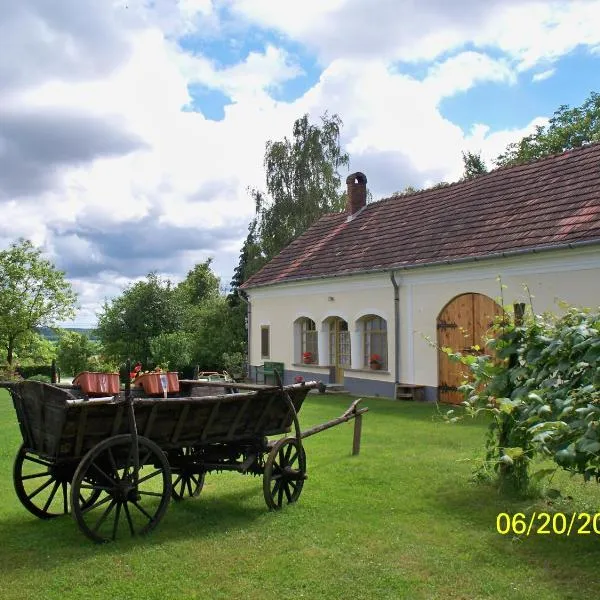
[37,327,99,341]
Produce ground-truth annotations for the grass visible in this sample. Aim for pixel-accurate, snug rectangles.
[1,389,600,599]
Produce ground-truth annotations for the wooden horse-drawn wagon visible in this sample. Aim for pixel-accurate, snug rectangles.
[0,373,366,543]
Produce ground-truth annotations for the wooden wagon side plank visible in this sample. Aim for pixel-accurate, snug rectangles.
[171,404,190,444]
[143,404,159,438]
[226,397,252,441]
[200,400,222,441]
[252,392,277,434]
[74,406,88,456]
[111,405,124,437]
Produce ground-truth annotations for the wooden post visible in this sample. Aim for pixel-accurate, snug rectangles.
[352,413,363,456]
[193,365,199,380]
[51,359,57,384]
[514,302,526,326]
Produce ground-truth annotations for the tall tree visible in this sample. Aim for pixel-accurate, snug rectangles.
[0,239,77,365]
[176,259,220,306]
[229,220,265,305]
[249,112,349,264]
[461,151,488,180]
[192,296,247,370]
[57,330,98,376]
[496,91,600,167]
[12,330,57,367]
[96,273,182,364]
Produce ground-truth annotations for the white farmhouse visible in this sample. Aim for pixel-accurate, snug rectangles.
[242,144,600,402]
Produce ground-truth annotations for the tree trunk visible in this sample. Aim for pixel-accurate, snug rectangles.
[7,339,14,365]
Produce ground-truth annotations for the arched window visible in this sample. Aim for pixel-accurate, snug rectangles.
[362,316,387,370]
[295,318,318,364]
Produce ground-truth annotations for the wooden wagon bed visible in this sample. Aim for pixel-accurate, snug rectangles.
[1,377,367,543]
[10,380,311,460]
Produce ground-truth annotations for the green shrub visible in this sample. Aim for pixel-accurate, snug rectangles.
[27,374,52,383]
[222,352,246,378]
[0,363,23,381]
[446,304,600,494]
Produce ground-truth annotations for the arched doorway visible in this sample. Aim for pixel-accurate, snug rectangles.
[437,293,502,404]
[327,317,350,384]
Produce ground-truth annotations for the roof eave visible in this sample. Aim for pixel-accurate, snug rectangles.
[242,238,600,290]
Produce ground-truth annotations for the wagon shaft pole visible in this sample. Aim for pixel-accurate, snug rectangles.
[300,398,368,455]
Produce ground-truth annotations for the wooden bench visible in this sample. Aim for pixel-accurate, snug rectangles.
[395,383,426,401]
[257,361,284,385]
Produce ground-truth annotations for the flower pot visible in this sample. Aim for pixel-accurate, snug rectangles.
[369,362,381,370]
[134,372,180,395]
[73,372,120,396]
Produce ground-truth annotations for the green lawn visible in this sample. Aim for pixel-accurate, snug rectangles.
[1,389,600,599]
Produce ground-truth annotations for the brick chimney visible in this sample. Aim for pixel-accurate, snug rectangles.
[346,172,367,215]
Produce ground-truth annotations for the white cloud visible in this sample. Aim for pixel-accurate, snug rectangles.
[423,51,516,97]
[1,0,599,326]
[477,0,600,71]
[532,68,556,82]
[227,0,600,71]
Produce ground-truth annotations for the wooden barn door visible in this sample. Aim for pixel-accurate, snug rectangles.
[437,293,502,404]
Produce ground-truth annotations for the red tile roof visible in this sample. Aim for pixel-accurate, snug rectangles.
[242,143,600,289]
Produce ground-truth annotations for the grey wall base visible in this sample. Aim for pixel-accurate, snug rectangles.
[343,376,395,398]
[249,366,331,387]
[249,366,438,401]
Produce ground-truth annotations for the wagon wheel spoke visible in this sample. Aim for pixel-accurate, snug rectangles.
[170,447,205,501]
[284,443,293,461]
[92,499,117,534]
[123,502,135,536]
[79,483,112,492]
[27,476,54,500]
[137,469,163,485]
[107,448,118,478]
[42,480,61,513]
[137,490,164,498]
[90,462,118,487]
[23,456,53,468]
[112,502,122,541]
[263,438,306,511]
[71,435,171,543]
[82,494,112,515]
[283,483,292,503]
[130,500,154,522]
[62,481,68,514]
[21,471,50,480]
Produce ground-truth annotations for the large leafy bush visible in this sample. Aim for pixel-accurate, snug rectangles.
[448,305,600,493]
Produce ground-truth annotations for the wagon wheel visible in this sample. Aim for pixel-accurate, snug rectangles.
[263,437,306,510]
[70,434,171,543]
[170,447,205,501]
[12,444,100,520]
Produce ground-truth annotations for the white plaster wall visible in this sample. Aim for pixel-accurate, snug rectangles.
[247,273,395,382]
[399,247,600,388]
[246,246,600,390]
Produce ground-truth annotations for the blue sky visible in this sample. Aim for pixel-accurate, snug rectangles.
[440,48,600,133]
[1,0,600,326]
